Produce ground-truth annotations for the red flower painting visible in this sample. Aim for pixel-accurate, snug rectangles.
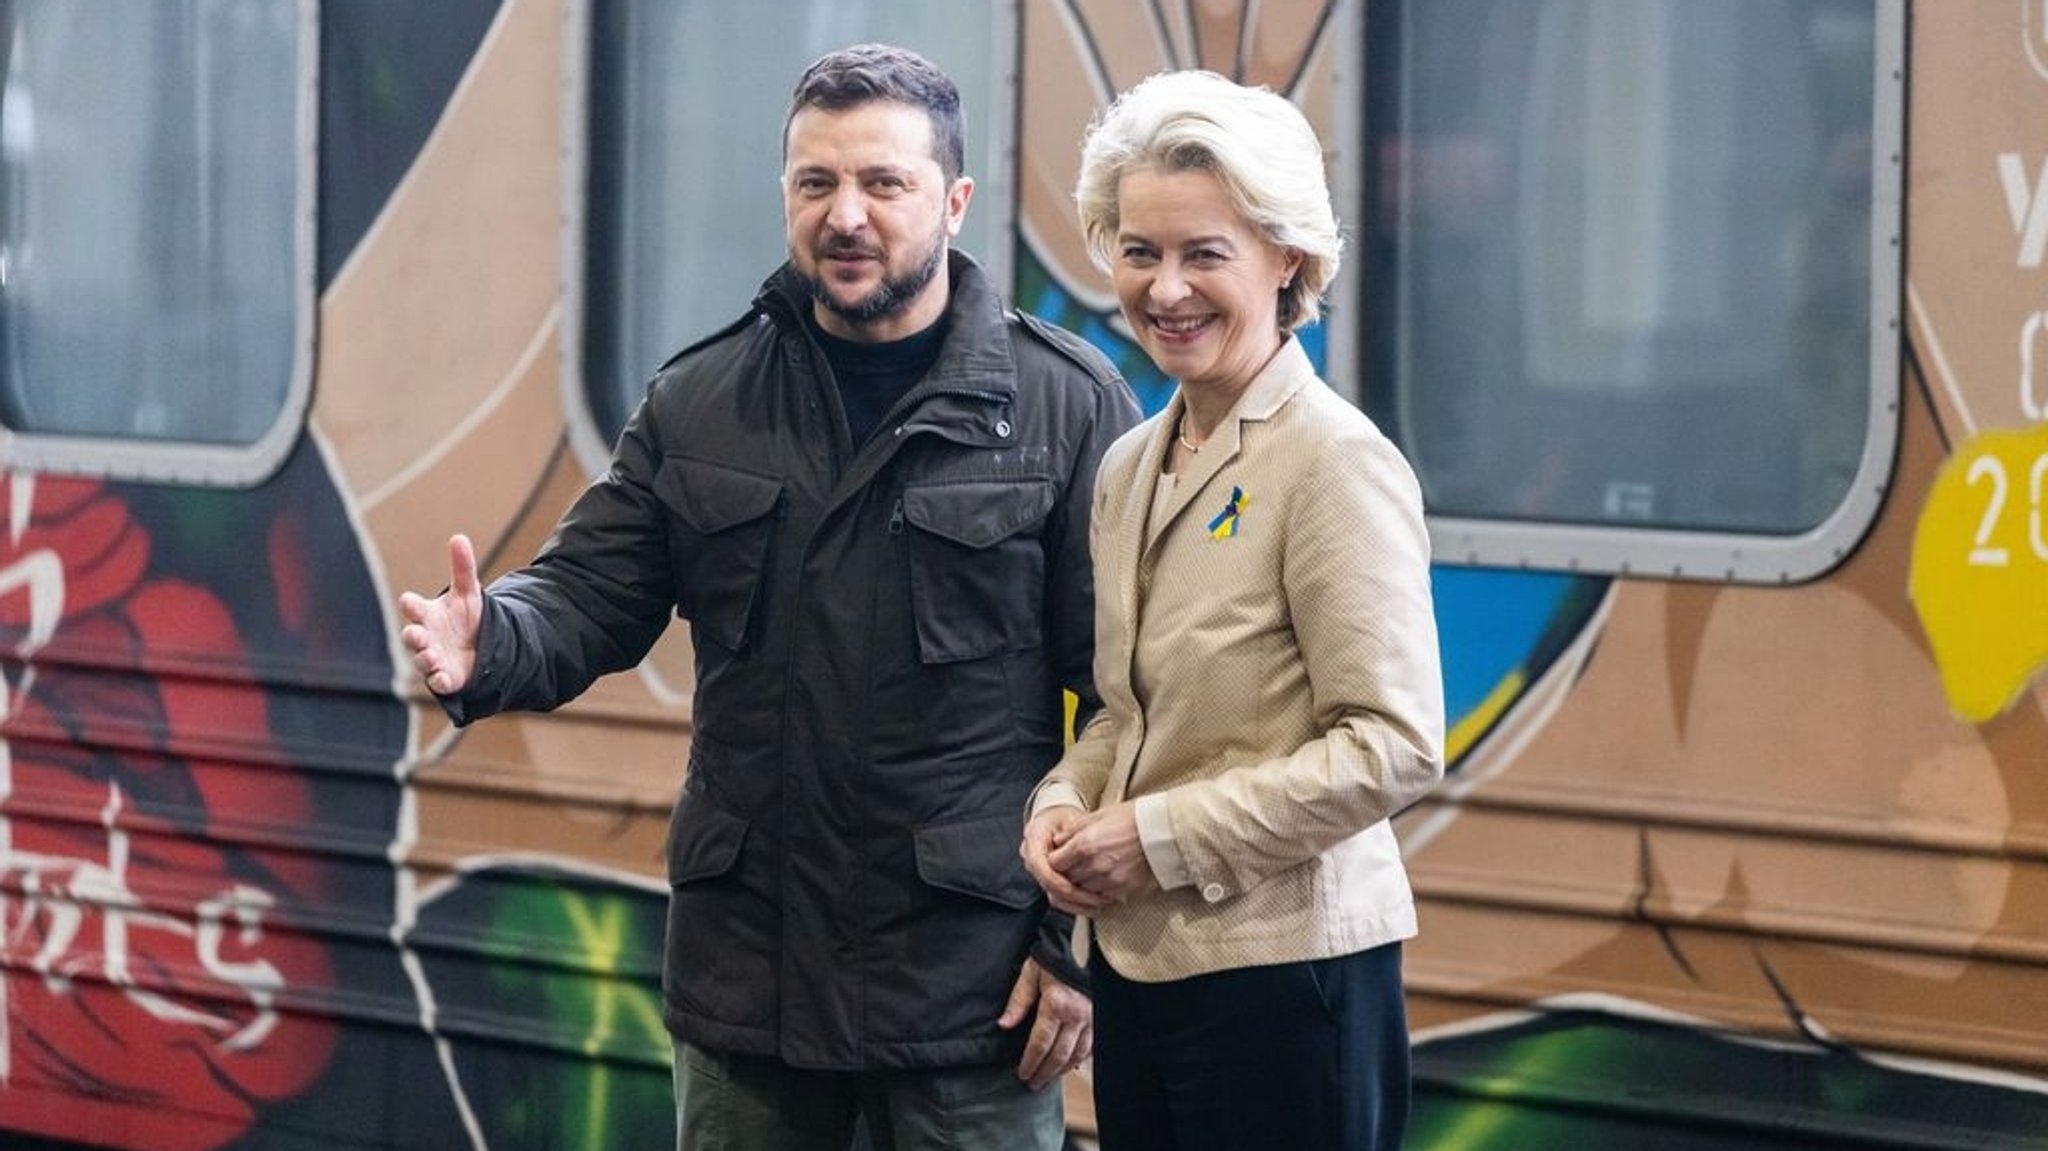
[0,474,336,1150]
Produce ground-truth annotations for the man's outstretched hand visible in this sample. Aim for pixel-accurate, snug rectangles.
[398,534,483,696]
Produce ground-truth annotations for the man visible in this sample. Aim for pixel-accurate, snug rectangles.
[399,43,1139,1150]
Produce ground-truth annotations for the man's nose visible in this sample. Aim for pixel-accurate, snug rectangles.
[825,185,868,234]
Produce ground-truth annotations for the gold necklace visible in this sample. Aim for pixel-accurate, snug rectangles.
[1176,418,1203,454]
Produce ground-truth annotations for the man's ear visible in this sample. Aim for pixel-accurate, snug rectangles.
[945,176,976,237]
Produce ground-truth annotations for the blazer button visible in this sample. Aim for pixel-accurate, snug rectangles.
[1201,883,1225,903]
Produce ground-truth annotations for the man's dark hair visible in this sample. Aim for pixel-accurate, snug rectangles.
[786,43,966,183]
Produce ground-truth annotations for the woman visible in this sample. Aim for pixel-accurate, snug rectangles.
[1021,70,1445,1151]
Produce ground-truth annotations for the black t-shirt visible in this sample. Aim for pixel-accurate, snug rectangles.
[807,312,949,448]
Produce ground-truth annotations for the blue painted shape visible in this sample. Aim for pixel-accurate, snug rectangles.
[1432,567,1584,721]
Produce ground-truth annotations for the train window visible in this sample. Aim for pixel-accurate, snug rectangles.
[1357,0,1903,582]
[0,0,314,486]
[572,0,1015,455]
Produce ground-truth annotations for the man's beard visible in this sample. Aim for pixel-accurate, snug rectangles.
[799,226,948,327]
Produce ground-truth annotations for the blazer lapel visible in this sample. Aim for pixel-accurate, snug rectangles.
[1144,418,1240,559]
[1116,410,1175,655]
[1141,338,1316,561]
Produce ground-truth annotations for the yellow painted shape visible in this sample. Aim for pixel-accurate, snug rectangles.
[1909,422,2048,722]
[1445,669,1527,764]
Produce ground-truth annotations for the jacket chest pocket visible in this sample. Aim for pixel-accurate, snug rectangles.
[900,478,1056,663]
[655,457,784,653]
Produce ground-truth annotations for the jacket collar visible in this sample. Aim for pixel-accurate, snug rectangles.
[1177,333,1315,429]
[760,252,1021,508]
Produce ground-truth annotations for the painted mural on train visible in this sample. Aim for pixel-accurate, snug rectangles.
[0,1,2044,1149]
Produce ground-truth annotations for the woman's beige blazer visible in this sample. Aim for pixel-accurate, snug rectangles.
[1035,337,1445,982]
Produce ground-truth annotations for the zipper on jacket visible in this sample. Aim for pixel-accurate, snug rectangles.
[932,386,1010,404]
[887,498,905,535]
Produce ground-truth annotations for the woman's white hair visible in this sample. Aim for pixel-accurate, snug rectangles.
[1075,69,1341,330]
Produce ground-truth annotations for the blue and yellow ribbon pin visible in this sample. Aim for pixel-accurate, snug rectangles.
[1206,485,1249,539]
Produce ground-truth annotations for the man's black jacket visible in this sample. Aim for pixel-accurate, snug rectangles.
[447,252,1140,1069]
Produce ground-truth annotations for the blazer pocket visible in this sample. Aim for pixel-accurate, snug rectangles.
[913,811,1040,910]
[665,796,749,886]
[900,478,1055,664]
[653,456,784,653]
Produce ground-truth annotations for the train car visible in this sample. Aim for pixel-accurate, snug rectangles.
[0,0,2042,1148]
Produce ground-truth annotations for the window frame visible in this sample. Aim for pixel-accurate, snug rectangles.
[0,0,320,489]
[1343,0,1905,585]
